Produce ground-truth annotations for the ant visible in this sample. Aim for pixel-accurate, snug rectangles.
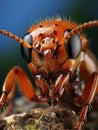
[0,18,98,130]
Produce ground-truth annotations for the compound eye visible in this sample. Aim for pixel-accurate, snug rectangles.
[21,34,32,63]
[23,34,32,45]
[65,33,82,58]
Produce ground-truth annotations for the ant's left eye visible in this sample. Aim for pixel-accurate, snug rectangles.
[65,33,82,58]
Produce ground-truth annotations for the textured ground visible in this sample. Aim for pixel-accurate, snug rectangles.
[0,95,98,130]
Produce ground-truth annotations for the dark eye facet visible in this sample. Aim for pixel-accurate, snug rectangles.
[23,34,32,45]
[21,34,32,63]
[65,33,82,58]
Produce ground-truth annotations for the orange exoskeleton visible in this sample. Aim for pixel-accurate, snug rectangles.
[0,18,98,130]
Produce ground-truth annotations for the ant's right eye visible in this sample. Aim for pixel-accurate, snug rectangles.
[23,34,32,45]
[21,34,33,63]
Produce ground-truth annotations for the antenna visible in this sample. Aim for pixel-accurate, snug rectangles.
[60,20,98,45]
[0,30,31,48]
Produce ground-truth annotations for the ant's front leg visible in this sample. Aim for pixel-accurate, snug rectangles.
[74,72,98,130]
[0,66,40,116]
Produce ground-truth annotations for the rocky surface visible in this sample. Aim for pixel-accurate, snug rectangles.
[0,108,78,130]
[0,95,98,130]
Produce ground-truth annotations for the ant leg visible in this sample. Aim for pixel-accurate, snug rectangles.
[0,66,37,116]
[75,72,98,130]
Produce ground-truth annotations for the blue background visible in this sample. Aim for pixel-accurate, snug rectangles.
[0,0,98,87]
